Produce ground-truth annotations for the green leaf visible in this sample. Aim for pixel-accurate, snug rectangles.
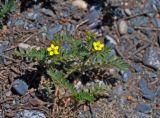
[75,91,94,102]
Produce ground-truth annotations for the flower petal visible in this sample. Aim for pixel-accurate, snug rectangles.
[54,46,59,50]
[54,50,59,55]
[49,51,54,56]
[51,44,55,49]
[47,47,52,52]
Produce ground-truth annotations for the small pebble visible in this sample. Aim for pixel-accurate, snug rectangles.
[105,35,117,47]
[139,78,155,101]
[120,70,131,82]
[155,86,160,97]
[113,85,124,95]
[131,63,143,73]
[124,8,132,16]
[143,47,160,70]
[15,110,46,118]
[72,0,88,10]
[130,16,149,26]
[135,103,151,114]
[40,8,55,17]
[12,79,28,95]
[118,20,128,35]
[18,43,31,50]
[47,24,63,40]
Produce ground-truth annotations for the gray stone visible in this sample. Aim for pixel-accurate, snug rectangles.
[14,110,46,118]
[40,8,55,17]
[124,8,132,16]
[120,70,131,82]
[105,35,117,46]
[135,103,151,114]
[152,18,160,28]
[126,111,151,118]
[139,78,155,101]
[84,6,101,24]
[156,111,160,118]
[66,24,75,34]
[127,27,134,34]
[113,85,124,95]
[18,43,31,50]
[131,63,143,73]
[78,111,92,118]
[47,24,63,40]
[155,86,160,97]
[88,20,102,29]
[118,20,128,35]
[143,47,160,70]
[14,19,25,26]
[130,16,149,26]
[26,10,42,21]
[12,79,28,96]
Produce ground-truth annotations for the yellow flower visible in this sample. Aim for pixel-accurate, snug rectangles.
[47,44,59,56]
[93,40,104,51]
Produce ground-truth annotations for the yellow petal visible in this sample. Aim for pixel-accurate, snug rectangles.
[54,50,59,55]
[54,46,59,50]
[100,43,104,49]
[93,42,97,47]
[49,51,54,56]
[47,47,52,52]
[51,44,55,49]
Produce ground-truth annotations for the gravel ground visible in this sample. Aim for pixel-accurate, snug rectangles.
[0,0,160,118]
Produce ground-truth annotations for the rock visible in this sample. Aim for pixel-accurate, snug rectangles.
[14,110,46,118]
[156,111,160,118]
[46,24,63,40]
[40,8,55,17]
[120,70,131,82]
[155,86,160,97]
[113,85,124,95]
[125,111,151,118]
[78,111,92,118]
[131,63,143,73]
[118,20,128,35]
[139,78,155,101]
[135,103,151,114]
[143,47,160,70]
[26,10,42,21]
[105,35,117,47]
[0,43,5,55]
[88,20,102,29]
[141,29,152,38]
[75,81,82,92]
[147,71,157,81]
[127,27,134,34]
[11,79,28,96]
[18,43,31,50]
[84,6,101,24]
[124,8,132,16]
[144,3,156,17]
[152,18,160,28]
[130,7,142,14]
[130,16,149,26]
[72,0,88,10]
[14,19,25,26]
[66,24,75,34]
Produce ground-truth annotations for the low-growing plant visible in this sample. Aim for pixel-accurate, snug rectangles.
[0,0,16,28]
[15,32,128,103]
[0,0,16,18]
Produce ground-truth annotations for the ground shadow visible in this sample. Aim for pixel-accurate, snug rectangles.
[20,0,55,12]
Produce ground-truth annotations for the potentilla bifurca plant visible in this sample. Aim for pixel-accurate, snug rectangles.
[15,32,128,102]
